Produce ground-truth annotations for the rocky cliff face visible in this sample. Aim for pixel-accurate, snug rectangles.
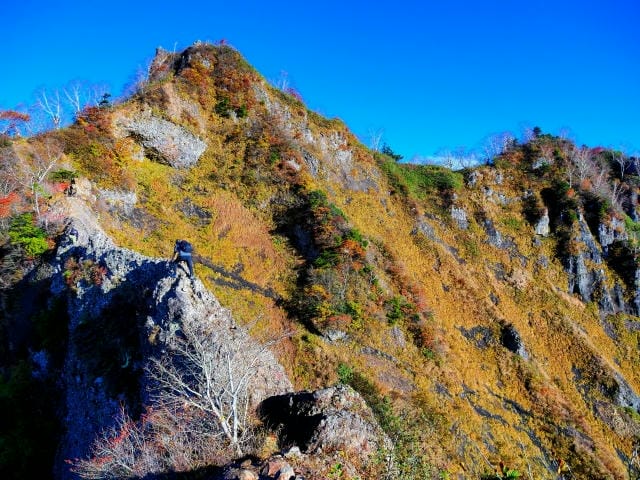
[48,199,294,478]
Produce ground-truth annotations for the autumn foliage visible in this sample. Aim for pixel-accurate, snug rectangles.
[0,109,30,136]
[0,192,19,218]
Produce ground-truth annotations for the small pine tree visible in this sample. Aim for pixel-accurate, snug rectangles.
[381,143,403,161]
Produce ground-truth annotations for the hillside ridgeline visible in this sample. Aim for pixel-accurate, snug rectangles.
[2,42,640,479]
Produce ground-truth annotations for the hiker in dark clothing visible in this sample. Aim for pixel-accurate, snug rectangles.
[67,226,79,245]
[172,239,194,277]
[65,178,77,196]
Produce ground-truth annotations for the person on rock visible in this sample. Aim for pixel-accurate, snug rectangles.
[172,239,194,278]
[67,226,79,245]
[65,178,77,196]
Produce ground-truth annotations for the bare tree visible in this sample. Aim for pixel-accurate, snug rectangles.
[433,147,479,169]
[72,313,287,478]
[538,142,555,162]
[0,149,18,196]
[273,70,289,91]
[37,89,63,129]
[481,131,515,163]
[558,127,574,141]
[458,151,480,169]
[565,159,578,189]
[70,406,151,479]
[610,149,630,180]
[590,162,610,197]
[0,149,20,231]
[610,179,627,209]
[148,316,278,455]
[435,148,455,169]
[570,146,595,184]
[63,81,112,117]
[11,139,62,223]
[63,81,85,116]
[71,319,284,479]
[367,128,384,152]
[632,152,640,177]
[520,125,535,144]
[122,64,151,98]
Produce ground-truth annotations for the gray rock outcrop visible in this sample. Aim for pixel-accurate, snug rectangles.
[116,112,207,168]
[535,208,550,236]
[483,218,512,250]
[566,213,621,314]
[451,206,469,230]
[258,384,391,464]
[598,216,627,255]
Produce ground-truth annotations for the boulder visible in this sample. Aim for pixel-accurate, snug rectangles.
[259,385,391,463]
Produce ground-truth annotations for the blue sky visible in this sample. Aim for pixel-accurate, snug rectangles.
[4,0,639,161]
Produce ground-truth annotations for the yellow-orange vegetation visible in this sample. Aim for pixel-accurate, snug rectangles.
[32,43,640,479]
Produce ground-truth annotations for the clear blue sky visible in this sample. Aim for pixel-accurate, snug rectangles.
[4,0,639,160]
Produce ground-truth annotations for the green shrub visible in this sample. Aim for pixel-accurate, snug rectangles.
[336,363,354,384]
[343,300,364,324]
[624,215,640,246]
[380,160,463,200]
[463,239,480,258]
[421,347,436,360]
[8,213,49,257]
[501,216,522,230]
[215,97,232,117]
[481,466,521,479]
[345,228,368,248]
[236,104,248,118]
[308,189,328,209]
[49,169,77,182]
[386,296,405,325]
[381,143,403,161]
[313,249,341,268]
[386,295,418,325]
[308,190,346,221]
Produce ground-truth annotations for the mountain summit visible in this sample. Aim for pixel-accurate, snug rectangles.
[2,42,640,480]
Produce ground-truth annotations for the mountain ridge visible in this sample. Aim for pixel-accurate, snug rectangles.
[1,41,640,479]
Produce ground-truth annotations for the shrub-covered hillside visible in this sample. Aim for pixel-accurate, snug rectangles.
[2,42,640,479]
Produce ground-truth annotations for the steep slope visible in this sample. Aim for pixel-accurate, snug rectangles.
[2,42,640,479]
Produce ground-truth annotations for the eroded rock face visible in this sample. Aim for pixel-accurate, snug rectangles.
[598,216,627,254]
[116,112,207,168]
[535,208,550,236]
[563,213,630,316]
[483,218,513,250]
[451,206,469,230]
[258,385,391,464]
